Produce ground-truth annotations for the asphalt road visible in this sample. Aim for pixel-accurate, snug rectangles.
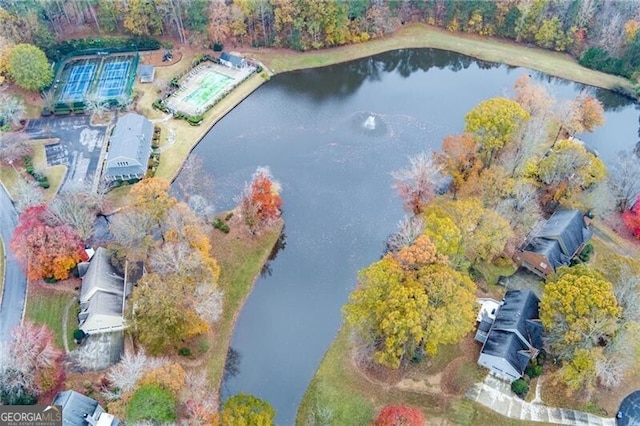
[0,183,26,342]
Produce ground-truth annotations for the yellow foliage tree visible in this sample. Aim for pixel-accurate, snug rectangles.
[464,98,529,166]
[343,240,476,368]
[139,363,187,396]
[540,265,620,362]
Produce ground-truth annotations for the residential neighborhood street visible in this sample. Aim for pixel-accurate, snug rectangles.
[0,183,26,342]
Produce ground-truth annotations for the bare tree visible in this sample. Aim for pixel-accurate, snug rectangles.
[176,155,215,216]
[47,187,100,242]
[384,215,424,253]
[105,350,150,395]
[84,94,109,119]
[609,150,640,211]
[193,284,223,324]
[0,132,32,165]
[391,152,442,214]
[13,177,45,213]
[595,355,625,390]
[108,209,157,262]
[0,94,25,128]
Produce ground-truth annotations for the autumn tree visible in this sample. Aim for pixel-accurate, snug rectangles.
[10,205,86,280]
[435,133,477,196]
[622,197,640,239]
[220,393,276,425]
[374,404,425,426]
[558,94,605,137]
[391,152,442,214]
[0,322,64,404]
[5,44,53,91]
[384,215,424,253]
[541,265,621,362]
[343,238,476,368]
[239,166,282,234]
[464,98,529,166]
[423,198,512,266]
[536,138,606,204]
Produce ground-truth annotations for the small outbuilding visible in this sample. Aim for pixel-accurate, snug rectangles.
[103,113,153,182]
[514,209,592,277]
[219,51,247,69]
[138,64,155,83]
[476,290,543,381]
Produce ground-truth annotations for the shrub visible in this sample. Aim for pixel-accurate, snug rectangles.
[511,378,529,397]
[213,43,224,52]
[127,384,177,424]
[178,347,191,357]
[374,404,425,426]
[72,329,86,342]
[579,243,594,262]
[185,114,203,126]
[526,364,543,379]
[225,212,234,221]
[213,218,230,233]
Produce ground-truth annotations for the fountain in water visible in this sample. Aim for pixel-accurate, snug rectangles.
[363,115,376,130]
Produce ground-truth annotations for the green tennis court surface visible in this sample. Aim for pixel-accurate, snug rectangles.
[183,70,233,108]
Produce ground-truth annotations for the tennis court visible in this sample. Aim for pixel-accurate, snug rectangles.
[96,58,132,98]
[58,60,98,102]
[54,54,138,109]
[166,62,251,116]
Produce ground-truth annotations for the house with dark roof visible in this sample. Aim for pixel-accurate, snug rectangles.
[103,113,153,182]
[476,290,543,381]
[78,247,126,335]
[219,51,247,69]
[514,209,592,277]
[52,390,119,426]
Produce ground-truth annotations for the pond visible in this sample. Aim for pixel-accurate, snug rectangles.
[185,48,638,424]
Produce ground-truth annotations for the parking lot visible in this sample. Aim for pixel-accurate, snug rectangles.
[25,116,109,192]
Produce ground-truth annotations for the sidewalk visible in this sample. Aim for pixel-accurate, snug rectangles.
[466,375,616,425]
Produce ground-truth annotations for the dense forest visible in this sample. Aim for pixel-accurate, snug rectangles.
[1,0,640,80]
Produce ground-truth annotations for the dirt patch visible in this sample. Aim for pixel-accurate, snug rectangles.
[396,373,442,394]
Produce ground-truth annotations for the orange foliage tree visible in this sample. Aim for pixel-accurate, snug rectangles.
[10,205,86,280]
[374,404,426,426]
[240,166,282,233]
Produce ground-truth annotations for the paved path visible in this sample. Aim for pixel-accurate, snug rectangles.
[0,183,26,342]
[467,375,616,425]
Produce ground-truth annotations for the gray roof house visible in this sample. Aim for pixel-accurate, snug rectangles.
[52,390,119,426]
[514,209,592,277]
[476,290,543,381]
[78,247,126,335]
[220,51,247,69]
[103,113,153,182]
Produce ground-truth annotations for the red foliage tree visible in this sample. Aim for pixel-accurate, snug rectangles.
[374,404,425,426]
[622,197,640,238]
[10,205,87,280]
[250,167,282,222]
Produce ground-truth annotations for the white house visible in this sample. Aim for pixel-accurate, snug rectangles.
[78,247,126,335]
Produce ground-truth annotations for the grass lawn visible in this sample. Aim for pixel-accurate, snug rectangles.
[246,23,632,94]
[206,218,284,398]
[25,283,76,350]
[297,326,547,426]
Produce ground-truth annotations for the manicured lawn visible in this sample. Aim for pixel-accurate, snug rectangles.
[247,23,631,94]
[298,326,555,426]
[206,219,285,397]
[25,284,76,350]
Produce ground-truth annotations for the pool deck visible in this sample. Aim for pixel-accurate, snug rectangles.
[165,61,254,116]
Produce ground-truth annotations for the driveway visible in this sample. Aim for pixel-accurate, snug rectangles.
[25,116,109,192]
[467,375,615,425]
[0,183,26,342]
